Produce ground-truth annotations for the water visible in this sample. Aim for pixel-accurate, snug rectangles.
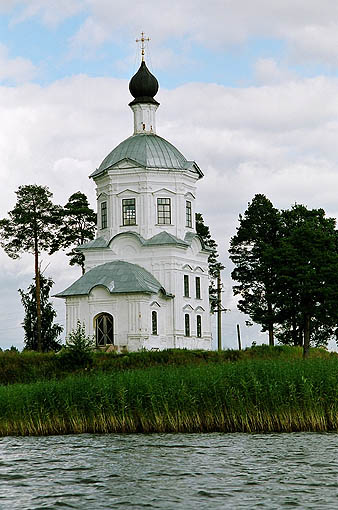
[0,433,338,509]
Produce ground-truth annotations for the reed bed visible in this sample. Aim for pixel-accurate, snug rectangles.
[1,358,338,435]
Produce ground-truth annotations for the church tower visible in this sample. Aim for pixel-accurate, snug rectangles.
[57,41,212,351]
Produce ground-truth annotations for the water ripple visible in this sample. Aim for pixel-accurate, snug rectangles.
[0,433,338,509]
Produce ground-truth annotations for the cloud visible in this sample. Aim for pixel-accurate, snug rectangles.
[254,58,299,85]
[0,44,37,84]
[63,1,338,69]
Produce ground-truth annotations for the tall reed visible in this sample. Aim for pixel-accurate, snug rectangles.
[1,358,338,435]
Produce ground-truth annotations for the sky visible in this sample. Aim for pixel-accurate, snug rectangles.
[1,0,338,350]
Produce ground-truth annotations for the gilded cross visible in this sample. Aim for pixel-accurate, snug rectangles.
[136,32,150,62]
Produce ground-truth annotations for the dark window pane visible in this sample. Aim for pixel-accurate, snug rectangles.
[122,198,136,226]
[195,276,201,299]
[101,201,107,229]
[185,314,190,337]
[197,315,202,337]
[184,275,189,297]
[152,311,158,335]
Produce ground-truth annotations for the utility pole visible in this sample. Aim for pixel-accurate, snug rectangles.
[236,324,242,351]
[217,271,222,351]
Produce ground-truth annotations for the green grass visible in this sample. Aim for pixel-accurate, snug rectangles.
[1,357,338,435]
[0,345,334,386]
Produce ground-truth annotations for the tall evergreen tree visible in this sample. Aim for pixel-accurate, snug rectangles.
[273,204,338,357]
[229,194,280,345]
[19,275,63,352]
[51,191,96,274]
[0,185,61,352]
[196,213,224,312]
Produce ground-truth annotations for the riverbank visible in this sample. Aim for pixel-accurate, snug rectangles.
[1,356,338,435]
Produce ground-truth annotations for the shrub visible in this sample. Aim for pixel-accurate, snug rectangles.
[58,322,94,370]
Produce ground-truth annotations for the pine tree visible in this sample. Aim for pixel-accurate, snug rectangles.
[51,191,96,274]
[229,194,280,345]
[0,185,61,352]
[273,204,338,357]
[19,274,63,352]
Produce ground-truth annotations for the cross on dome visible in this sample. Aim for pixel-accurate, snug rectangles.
[136,32,150,62]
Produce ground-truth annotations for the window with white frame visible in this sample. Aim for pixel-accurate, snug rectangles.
[101,201,107,229]
[186,201,192,227]
[122,198,136,225]
[157,198,171,224]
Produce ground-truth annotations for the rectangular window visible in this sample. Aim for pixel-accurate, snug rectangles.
[184,275,189,297]
[185,314,190,337]
[101,201,107,229]
[122,198,136,226]
[152,311,158,335]
[195,276,201,299]
[157,198,171,224]
[186,201,192,227]
[197,315,202,338]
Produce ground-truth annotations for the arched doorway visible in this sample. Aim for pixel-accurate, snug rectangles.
[95,313,114,347]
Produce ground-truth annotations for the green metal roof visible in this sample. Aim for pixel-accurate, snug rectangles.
[55,260,168,298]
[78,231,191,251]
[90,133,203,178]
[144,231,188,247]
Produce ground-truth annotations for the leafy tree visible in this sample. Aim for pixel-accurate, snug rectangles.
[229,194,280,345]
[196,213,224,312]
[51,192,96,274]
[273,204,338,357]
[0,185,61,351]
[19,274,63,352]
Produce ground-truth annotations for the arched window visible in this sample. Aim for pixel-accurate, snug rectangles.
[152,311,158,335]
[95,313,114,347]
[185,314,190,337]
[197,315,202,338]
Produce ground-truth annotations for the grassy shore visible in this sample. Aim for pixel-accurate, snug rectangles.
[0,344,333,385]
[1,355,338,435]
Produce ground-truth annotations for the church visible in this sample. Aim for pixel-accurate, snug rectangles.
[56,45,212,352]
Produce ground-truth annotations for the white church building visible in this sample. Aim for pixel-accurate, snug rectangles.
[56,53,212,352]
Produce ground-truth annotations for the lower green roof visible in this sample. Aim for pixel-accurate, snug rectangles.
[55,260,168,298]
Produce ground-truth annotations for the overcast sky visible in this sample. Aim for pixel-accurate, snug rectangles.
[1,0,338,350]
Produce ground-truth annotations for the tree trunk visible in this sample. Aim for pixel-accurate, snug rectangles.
[303,314,311,359]
[292,315,298,346]
[34,236,42,352]
[267,301,274,346]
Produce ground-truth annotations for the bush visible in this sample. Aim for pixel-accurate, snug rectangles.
[57,322,94,370]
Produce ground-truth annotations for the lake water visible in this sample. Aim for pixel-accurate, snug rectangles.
[0,433,337,509]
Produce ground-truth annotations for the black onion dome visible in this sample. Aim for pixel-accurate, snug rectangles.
[129,61,159,106]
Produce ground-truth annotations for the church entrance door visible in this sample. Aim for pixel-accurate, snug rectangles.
[96,313,114,347]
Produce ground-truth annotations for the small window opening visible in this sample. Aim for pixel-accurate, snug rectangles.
[152,311,158,335]
[197,315,202,338]
[185,314,190,337]
[195,276,201,299]
[184,275,189,297]
[186,201,192,227]
[101,201,107,229]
